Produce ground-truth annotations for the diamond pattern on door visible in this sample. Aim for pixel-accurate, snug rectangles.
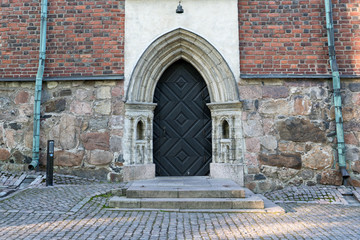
[154,60,211,176]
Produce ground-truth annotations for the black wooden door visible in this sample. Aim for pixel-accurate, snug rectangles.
[153,60,211,176]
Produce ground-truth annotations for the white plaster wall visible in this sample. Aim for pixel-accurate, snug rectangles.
[125,0,240,94]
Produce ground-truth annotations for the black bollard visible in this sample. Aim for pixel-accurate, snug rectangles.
[46,140,54,186]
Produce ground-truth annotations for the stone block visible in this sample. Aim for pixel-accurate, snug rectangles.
[344,133,359,146]
[300,169,315,180]
[89,118,109,130]
[96,87,111,99]
[110,136,122,152]
[111,87,124,97]
[0,149,11,161]
[20,82,34,89]
[302,145,333,170]
[247,166,260,174]
[238,85,262,99]
[59,115,79,150]
[262,86,289,99]
[260,135,277,151]
[232,196,264,209]
[47,81,58,89]
[351,161,360,173]
[243,120,263,137]
[260,166,278,178]
[127,189,178,199]
[59,89,72,97]
[112,101,125,115]
[320,170,342,186]
[349,83,360,92]
[278,118,326,143]
[94,100,111,115]
[5,130,15,148]
[107,172,123,182]
[346,147,360,162]
[95,81,116,86]
[81,132,110,150]
[70,101,92,115]
[343,107,356,121]
[349,178,360,187]
[8,123,21,130]
[293,96,311,115]
[245,182,256,191]
[277,168,299,181]
[258,153,302,169]
[14,91,29,104]
[257,181,276,192]
[88,150,113,166]
[54,150,84,167]
[246,137,260,153]
[122,164,155,182]
[110,115,124,129]
[41,89,51,103]
[10,150,24,164]
[353,93,360,105]
[108,196,141,208]
[254,174,266,180]
[0,124,3,144]
[344,121,360,132]
[263,118,275,135]
[55,168,109,180]
[210,163,244,186]
[44,99,66,113]
[75,89,89,100]
[259,99,290,115]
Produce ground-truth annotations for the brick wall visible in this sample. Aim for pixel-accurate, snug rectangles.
[239,0,360,76]
[0,0,125,78]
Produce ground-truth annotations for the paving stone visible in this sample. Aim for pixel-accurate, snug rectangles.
[1,173,360,239]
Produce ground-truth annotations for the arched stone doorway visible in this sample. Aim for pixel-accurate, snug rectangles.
[123,28,245,185]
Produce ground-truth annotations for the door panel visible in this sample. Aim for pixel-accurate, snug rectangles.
[153,60,211,176]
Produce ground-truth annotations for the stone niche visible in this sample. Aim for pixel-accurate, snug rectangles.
[123,103,156,181]
[208,102,245,186]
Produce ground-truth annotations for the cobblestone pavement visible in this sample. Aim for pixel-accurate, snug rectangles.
[264,185,360,205]
[1,171,102,187]
[1,171,104,198]
[1,182,360,239]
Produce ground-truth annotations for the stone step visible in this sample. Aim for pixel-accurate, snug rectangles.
[125,177,246,198]
[126,187,245,198]
[108,196,264,209]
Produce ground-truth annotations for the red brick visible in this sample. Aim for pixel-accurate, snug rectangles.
[239,0,360,75]
[0,0,125,79]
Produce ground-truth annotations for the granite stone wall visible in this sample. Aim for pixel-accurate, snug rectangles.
[239,79,360,192]
[0,79,359,190]
[0,80,125,181]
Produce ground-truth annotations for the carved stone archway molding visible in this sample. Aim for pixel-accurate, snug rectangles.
[123,28,245,185]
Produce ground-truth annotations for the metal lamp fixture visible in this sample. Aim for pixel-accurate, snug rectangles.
[176,1,184,14]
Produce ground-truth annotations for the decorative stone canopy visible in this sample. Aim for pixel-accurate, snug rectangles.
[126,28,240,104]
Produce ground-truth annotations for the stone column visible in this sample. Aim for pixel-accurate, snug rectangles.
[208,101,245,186]
[123,102,156,181]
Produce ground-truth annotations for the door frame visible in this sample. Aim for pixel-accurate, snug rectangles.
[153,60,212,176]
[122,29,245,185]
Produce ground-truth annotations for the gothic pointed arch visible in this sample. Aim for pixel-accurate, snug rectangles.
[126,28,240,104]
[123,28,244,185]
